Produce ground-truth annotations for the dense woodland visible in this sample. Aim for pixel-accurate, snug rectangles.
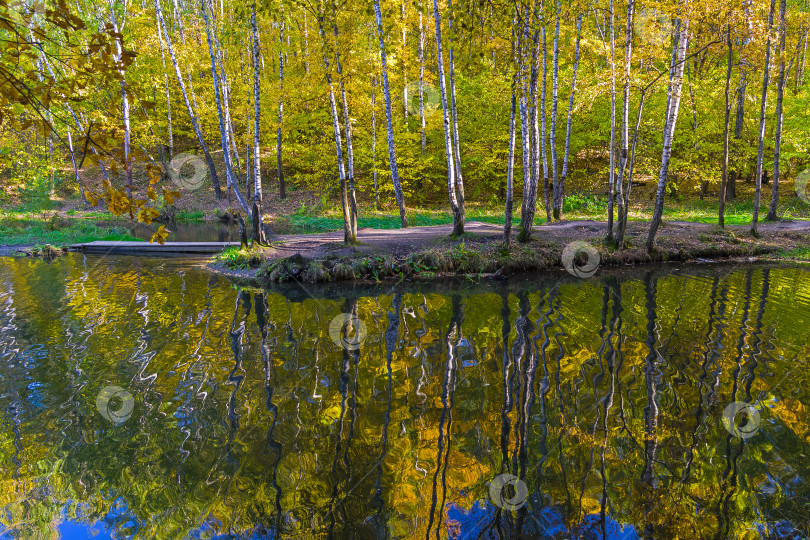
[2,0,810,249]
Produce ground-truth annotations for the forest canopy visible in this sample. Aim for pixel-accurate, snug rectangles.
[1,0,809,248]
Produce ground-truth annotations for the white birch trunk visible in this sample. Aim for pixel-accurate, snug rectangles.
[751,0,776,235]
[646,19,690,251]
[767,0,786,221]
[431,0,461,235]
[155,0,223,198]
[374,0,409,228]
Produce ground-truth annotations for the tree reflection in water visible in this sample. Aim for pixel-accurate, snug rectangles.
[0,255,808,538]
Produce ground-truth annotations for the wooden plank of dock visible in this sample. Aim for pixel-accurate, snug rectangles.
[69,241,239,255]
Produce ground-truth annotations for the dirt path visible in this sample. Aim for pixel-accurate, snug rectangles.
[257,218,810,261]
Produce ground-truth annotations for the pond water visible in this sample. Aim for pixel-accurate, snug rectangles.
[0,255,809,539]
[98,220,239,243]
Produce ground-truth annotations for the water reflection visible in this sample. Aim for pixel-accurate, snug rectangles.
[0,255,809,539]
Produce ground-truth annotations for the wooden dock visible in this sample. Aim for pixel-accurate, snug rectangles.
[69,241,239,255]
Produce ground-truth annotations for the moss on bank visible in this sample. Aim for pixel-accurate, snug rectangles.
[212,230,787,285]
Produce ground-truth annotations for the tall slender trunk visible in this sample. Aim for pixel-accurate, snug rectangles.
[374,0,409,228]
[505,91,516,244]
[606,0,617,240]
[419,0,426,152]
[372,72,380,209]
[520,6,540,240]
[252,2,264,239]
[432,0,461,235]
[558,13,583,222]
[401,0,408,123]
[155,0,223,198]
[333,6,357,236]
[540,20,549,222]
[752,0,777,236]
[618,89,646,247]
[317,15,353,243]
[647,18,690,252]
[767,0,787,221]
[727,72,746,201]
[66,126,88,206]
[108,1,132,200]
[616,0,634,245]
[201,0,249,213]
[719,25,732,228]
[447,0,465,224]
[157,11,173,159]
[549,0,561,220]
[278,10,286,200]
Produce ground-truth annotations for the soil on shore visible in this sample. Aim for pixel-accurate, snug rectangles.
[211,218,810,285]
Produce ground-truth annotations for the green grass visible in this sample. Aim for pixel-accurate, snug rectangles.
[273,197,810,235]
[0,221,141,246]
[772,246,810,261]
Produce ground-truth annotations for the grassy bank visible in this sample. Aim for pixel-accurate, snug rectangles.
[0,220,140,247]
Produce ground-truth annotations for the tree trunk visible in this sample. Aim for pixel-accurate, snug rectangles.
[616,0,634,246]
[505,91,516,244]
[647,19,690,252]
[719,25,732,228]
[549,0,561,220]
[540,21,549,222]
[727,73,746,201]
[252,3,263,225]
[332,6,357,236]
[419,1,426,152]
[558,12,583,222]
[519,6,540,241]
[108,1,132,200]
[371,73,380,209]
[617,89,646,247]
[66,126,88,207]
[766,0,787,221]
[201,0,249,213]
[752,0,776,236]
[317,15,353,244]
[447,0,465,225]
[157,11,173,159]
[606,0,617,240]
[374,0,409,228]
[155,0,223,199]
[432,0,462,235]
[278,12,286,200]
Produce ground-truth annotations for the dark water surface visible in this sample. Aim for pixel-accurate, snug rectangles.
[1,255,809,539]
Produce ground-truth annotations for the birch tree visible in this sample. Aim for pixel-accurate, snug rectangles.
[766,0,787,221]
[719,25,732,228]
[316,13,354,243]
[252,2,265,242]
[647,18,690,252]
[200,0,250,213]
[751,0,777,236]
[557,12,583,221]
[155,0,223,199]
[432,0,462,235]
[373,0,409,228]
